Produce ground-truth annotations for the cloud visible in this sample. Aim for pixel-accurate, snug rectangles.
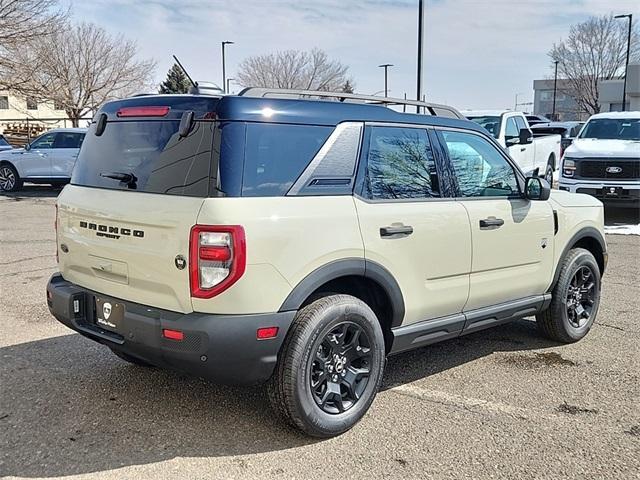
[67,0,639,110]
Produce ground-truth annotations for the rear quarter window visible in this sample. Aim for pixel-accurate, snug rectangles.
[241,123,332,197]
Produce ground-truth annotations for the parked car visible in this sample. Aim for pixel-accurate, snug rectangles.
[531,121,585,157]
[0,128,87,192]
[559,111,640,208]
[47,90,606,437]
[0,134,13,152]
[526,114,552,126]
[464,110,561,184]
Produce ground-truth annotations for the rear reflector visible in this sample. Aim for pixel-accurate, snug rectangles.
[162,329,184,341]
[257,326,279,340]
[116,106,170,117]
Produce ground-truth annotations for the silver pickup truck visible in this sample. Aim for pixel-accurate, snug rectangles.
[464,110,562,184]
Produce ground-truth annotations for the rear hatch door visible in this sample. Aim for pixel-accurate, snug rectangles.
[57,96,219,313]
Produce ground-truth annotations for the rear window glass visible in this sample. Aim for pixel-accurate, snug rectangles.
[72,120,215,197]
[241,123,332,197]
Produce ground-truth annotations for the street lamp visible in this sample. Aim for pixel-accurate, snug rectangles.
[552,60,559,121]
[226,78,235,94]
[221,40,234,93]
[614,14,632,112]
[378,64,393,97]
[416,0,424,112]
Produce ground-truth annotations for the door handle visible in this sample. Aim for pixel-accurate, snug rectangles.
[520,147,526,151]
[479,217,505,229]
[380,225,413,237]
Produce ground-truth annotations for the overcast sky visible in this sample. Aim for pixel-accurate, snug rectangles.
[67,0,639,110]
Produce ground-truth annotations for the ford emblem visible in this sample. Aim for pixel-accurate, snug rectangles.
[605,166,622,174]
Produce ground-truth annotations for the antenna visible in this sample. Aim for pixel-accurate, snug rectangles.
[172,55,197,88]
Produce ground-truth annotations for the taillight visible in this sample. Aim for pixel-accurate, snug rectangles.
[189,225,246,299]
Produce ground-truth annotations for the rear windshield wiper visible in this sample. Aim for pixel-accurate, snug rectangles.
[100,171,138,189]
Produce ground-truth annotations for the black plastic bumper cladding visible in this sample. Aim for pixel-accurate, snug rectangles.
[46,274,295,385]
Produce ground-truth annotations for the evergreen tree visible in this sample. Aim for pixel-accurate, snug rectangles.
[159,63,191,94]
[341,80,354,93]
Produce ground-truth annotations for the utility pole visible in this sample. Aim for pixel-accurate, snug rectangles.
[416,0,424,112]
[552,60,559,120]
[615,14,632,111]
[221,40,234,93]
[378,64,393,97]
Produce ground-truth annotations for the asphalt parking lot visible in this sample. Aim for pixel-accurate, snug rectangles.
[1,187,639,480]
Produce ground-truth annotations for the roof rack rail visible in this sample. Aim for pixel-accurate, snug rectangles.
[237,87,464,120]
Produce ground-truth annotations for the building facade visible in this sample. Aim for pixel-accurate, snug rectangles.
[0,91,79,146]
[533,62,640,121]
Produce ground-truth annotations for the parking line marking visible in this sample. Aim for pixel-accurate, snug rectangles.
[389,384,536,420]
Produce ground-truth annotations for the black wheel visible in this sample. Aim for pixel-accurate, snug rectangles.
[544,159,554,186]
[536,248,601,343]
[109,348,153,367]
[267,294,386,437]
[0,164,22,192]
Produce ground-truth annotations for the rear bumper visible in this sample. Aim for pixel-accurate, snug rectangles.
[46,273,295,385]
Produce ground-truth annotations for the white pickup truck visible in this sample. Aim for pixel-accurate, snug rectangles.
[559,111,640,209]
[464,110,561,184]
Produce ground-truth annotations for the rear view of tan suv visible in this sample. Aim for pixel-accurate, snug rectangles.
[47,89,607,437]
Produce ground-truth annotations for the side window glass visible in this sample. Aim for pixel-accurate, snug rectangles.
[514,116,527,131]
[30,133,56,150]
[505,118,519,139]
[442,130,520,198]
[365,126,439,200]
[242,123,332,197]
[53,132,84,149]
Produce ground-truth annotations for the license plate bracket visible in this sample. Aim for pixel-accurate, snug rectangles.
[94,297,125,332]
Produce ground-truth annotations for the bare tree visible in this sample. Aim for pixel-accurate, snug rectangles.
[0,0,68,82]
[0,0,66,48]
[549,14,639,115]
[237,48,353,92]
[3,22,156,126]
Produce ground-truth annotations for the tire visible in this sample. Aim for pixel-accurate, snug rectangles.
[544,158,554,186]
[267,294,386,437]
[536,248,601,343]
[110,348,154,367]
[0,164,23,192]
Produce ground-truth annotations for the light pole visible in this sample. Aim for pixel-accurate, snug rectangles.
[552,60,559,120]
[614,14,632,111]
[416,0,424,112]
[226,78,235,94]
[221,40,234,93]
[378,64,393,97]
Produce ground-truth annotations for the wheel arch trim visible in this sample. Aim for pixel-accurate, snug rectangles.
[278,258,406,327]
[548,226,606,292]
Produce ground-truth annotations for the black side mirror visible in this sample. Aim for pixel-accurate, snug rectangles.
[525,176,551,201]
[24,142,30,151]
[519,128,533,145]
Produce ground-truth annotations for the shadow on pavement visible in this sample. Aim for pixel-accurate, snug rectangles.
[0,318,556,478]
[604,205,639,227]
[0,185,62,200]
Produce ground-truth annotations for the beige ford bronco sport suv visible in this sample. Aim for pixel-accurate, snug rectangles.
[47,88,606,437]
